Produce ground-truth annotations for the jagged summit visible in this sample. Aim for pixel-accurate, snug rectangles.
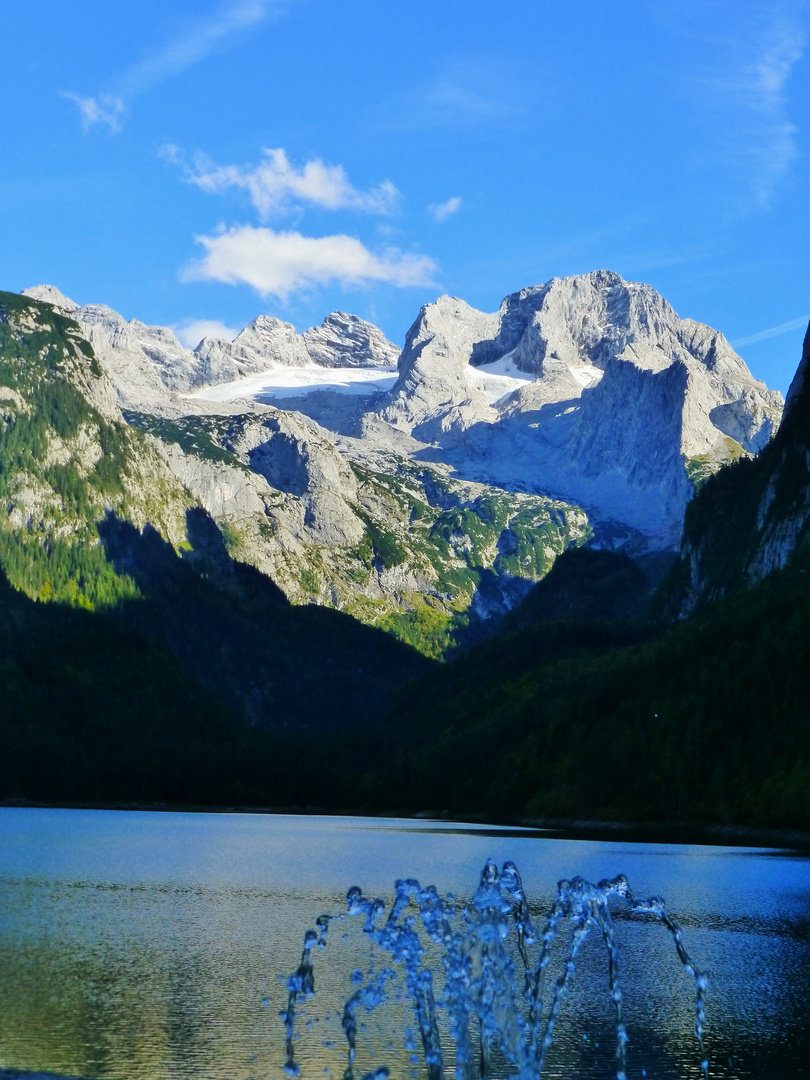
[366,272,782,546]
[20,272,784,550]
[303,311,400,368]
[22,283,79,311]
[20,286,400,411]
[379,270,780,453]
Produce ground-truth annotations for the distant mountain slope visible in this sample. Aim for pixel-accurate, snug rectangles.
[365,323,810,830]
[665,320,810,613]
[370,271,782,546]
[17,287,596,654]
[2,293,807,828]
[25,272,783,555]
[21,285,398,411]
[0,290,195,607]
[14,276,786,657]
[0,290,431,738]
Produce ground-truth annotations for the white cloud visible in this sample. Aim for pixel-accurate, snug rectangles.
[173,318,240,348]
[179,147,399,219]
[181,225,437,300]
[429,196,462,223]
[63,0,281,132]
[60,92,125,134]
[731,316,809,348]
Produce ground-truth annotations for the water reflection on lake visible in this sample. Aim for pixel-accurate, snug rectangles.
[0,809,809,1080]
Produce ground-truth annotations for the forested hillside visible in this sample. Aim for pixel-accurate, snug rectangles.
[374,547,810,828]
[368,324,810,830]
[2,287,809,834]
[0,291,431,804]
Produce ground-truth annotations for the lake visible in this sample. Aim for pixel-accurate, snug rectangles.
[0,808,809,1080]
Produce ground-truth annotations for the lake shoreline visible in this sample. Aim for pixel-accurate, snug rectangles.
[2,796,809,851]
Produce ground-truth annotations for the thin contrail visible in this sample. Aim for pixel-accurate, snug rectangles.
[731,316,809,348]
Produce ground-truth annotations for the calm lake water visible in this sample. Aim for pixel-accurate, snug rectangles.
[0,808,809,1080]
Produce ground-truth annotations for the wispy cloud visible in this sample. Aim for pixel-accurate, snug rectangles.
[173,318,240,348]
[63,0,281,132]
[384,55,526,132]
[169,147,399,219]
[428,196,462,223]
[181,225,437,300]
[60,92,126,134]
[731,316,809,348]
[692,10,806,206]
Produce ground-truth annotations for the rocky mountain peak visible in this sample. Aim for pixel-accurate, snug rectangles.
[22,284,80,311]
[17,274,786,555]
[19,287,401,410]
[303,311,399,368]
[231,315,312,368]
[366,271,784,547]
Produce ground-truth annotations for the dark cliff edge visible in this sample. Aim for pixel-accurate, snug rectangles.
[660,321,810,616]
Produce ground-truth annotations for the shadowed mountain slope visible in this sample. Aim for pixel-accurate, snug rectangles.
[366,324,810,830]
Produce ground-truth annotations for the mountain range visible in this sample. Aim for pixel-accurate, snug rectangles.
[2,278,808,830]
[20,272,782,646]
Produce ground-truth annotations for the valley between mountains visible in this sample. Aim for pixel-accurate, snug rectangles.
[1,276,809,831]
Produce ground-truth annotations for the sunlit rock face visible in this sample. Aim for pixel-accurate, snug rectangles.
[302,311,399,369]
[368,271,782,547]
[671,321,810,613]
[21,287,399,411]
[376,295,501,441]
[374,270,781,453]
[21,272,786,567]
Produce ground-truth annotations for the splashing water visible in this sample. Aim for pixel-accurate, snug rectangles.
[281,861,709,1080]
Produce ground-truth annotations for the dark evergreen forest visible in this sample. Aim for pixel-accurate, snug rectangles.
[2,290,809,835]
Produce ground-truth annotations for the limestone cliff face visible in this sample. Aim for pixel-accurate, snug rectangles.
[732,320,810,580]
[21,287,399,411]
[217,411,365,547]
[667,321,810,614]
[368,271,783,547]
[377,295,499,440]
[302,312,399,369]
[374,271,781,454]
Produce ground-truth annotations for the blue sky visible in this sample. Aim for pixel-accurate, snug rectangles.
[2,0,808,394]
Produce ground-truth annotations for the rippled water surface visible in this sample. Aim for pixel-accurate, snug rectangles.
[1,809,809,1080]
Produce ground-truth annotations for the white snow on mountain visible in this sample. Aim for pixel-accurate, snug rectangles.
[192,364,398,402]
[465,350,538,404]
[22,270,785,551]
